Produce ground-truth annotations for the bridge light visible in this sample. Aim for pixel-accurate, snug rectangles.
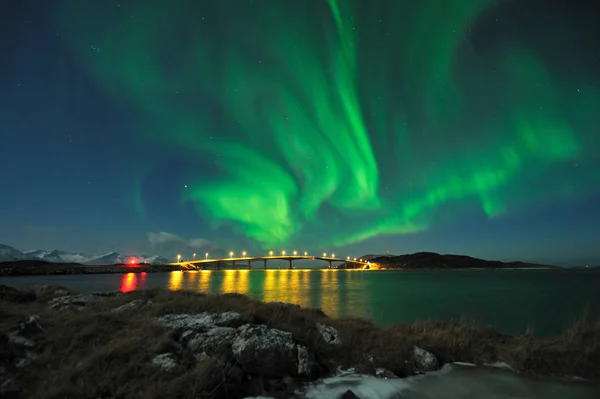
[323,253,327,257]
[360,259,363,262]
[193,253,196,260]
[242,251,247,257]
[304,251,308,256]
[332,253,335,258]
[354,258,357,261]
[269,250,274,256]
[177,254,181,263]
[205,253,209,259]
[230,251,234,258]
[282,250,286,255]
[347,256,350,260]
[293,250,297,256]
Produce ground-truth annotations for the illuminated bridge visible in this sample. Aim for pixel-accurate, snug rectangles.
[168,252,373,270]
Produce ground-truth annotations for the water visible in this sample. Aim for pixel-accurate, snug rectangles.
[2,269,600,336]
[297,364,599,399]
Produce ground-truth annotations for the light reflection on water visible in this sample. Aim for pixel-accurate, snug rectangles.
[30,268,597,335]
[159,269,368,318]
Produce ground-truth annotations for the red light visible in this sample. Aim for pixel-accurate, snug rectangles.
[128,257,139,266]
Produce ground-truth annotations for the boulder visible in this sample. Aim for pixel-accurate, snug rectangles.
[31,285,70,299]
[297,345,319,377]
[317,323,341,345]
[152,353,180,372]
[412,346,438,372]
[48,294,110,311]
[232,324,298,378]
[158,311,242,330]
[340,390,359,399]
[186,326,237,355]
[110,299,151,314]
[375,368,397,379]
[7,315,43,348]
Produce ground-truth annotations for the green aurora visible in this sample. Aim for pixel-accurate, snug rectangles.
[56,0,600,249]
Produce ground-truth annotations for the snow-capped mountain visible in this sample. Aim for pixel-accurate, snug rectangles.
[0,244,23,261]
[1,244,169,265]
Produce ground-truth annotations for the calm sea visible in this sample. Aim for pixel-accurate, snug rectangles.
[2,269,600,337]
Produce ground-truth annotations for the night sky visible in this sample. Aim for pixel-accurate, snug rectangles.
[2,0,599,265]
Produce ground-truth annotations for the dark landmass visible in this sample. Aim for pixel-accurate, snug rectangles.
[366,252,561,270]
[0,252,563,277]
[0,260,185,277]
[0,285,598,398]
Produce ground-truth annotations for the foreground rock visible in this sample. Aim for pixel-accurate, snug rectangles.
[157,312,321,384]
[48,292,121,311]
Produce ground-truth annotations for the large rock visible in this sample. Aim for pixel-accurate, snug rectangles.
[317,323,341,345]
[110,299,152,314]
[158,312,242,330]
[232,324,298,378]
[7,316,43,348]
[152,353,180,372]
[413,346,438,372]
[297,345,319,377]
[48,293,118,311]
[186,326,237,355]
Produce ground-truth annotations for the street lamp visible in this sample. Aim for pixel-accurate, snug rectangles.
[353,257,357,261]
[205,253,209,259]
[230,251,234,258]
[293,250,297,256]
[323,253,327,257]
[282,250,286,255]
[193,253,196,260]
[332,253,335,258]
[242,251,247,257]
[304,251,308,256]
[177,254,181,263]
[269,250,274,256]
[347,256,350,260]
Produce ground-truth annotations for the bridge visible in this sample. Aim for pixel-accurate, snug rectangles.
[169,254,373,270]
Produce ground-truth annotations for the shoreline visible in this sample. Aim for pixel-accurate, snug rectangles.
[1,285,598,398]
[0,261,565,277]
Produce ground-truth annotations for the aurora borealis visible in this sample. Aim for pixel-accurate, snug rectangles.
[2,0,599,263]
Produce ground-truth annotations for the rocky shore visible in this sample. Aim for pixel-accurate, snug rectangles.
[0,260,186,277]
[1,285,599,398]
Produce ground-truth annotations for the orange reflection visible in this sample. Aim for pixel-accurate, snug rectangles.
[198,270,211,293]
[263,270,278,303]
[261,270,310,308]
[187,270,199,286]
[221,270,250,295]
[320,270,340,317]
[120,272,137,293]
[168,271,183,291]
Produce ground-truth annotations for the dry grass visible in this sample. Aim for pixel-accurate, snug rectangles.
[1,285,599,399]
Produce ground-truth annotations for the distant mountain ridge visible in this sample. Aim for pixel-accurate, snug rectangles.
[0,244,169,265]
[363,252,561,269]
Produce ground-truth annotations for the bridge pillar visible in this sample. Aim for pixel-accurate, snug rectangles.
[247,259,251,270]
[288,259,292,269]
[264,258,267,270]
[216,261,220,270]
[232,260,236,269]
[328,260,332,269]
